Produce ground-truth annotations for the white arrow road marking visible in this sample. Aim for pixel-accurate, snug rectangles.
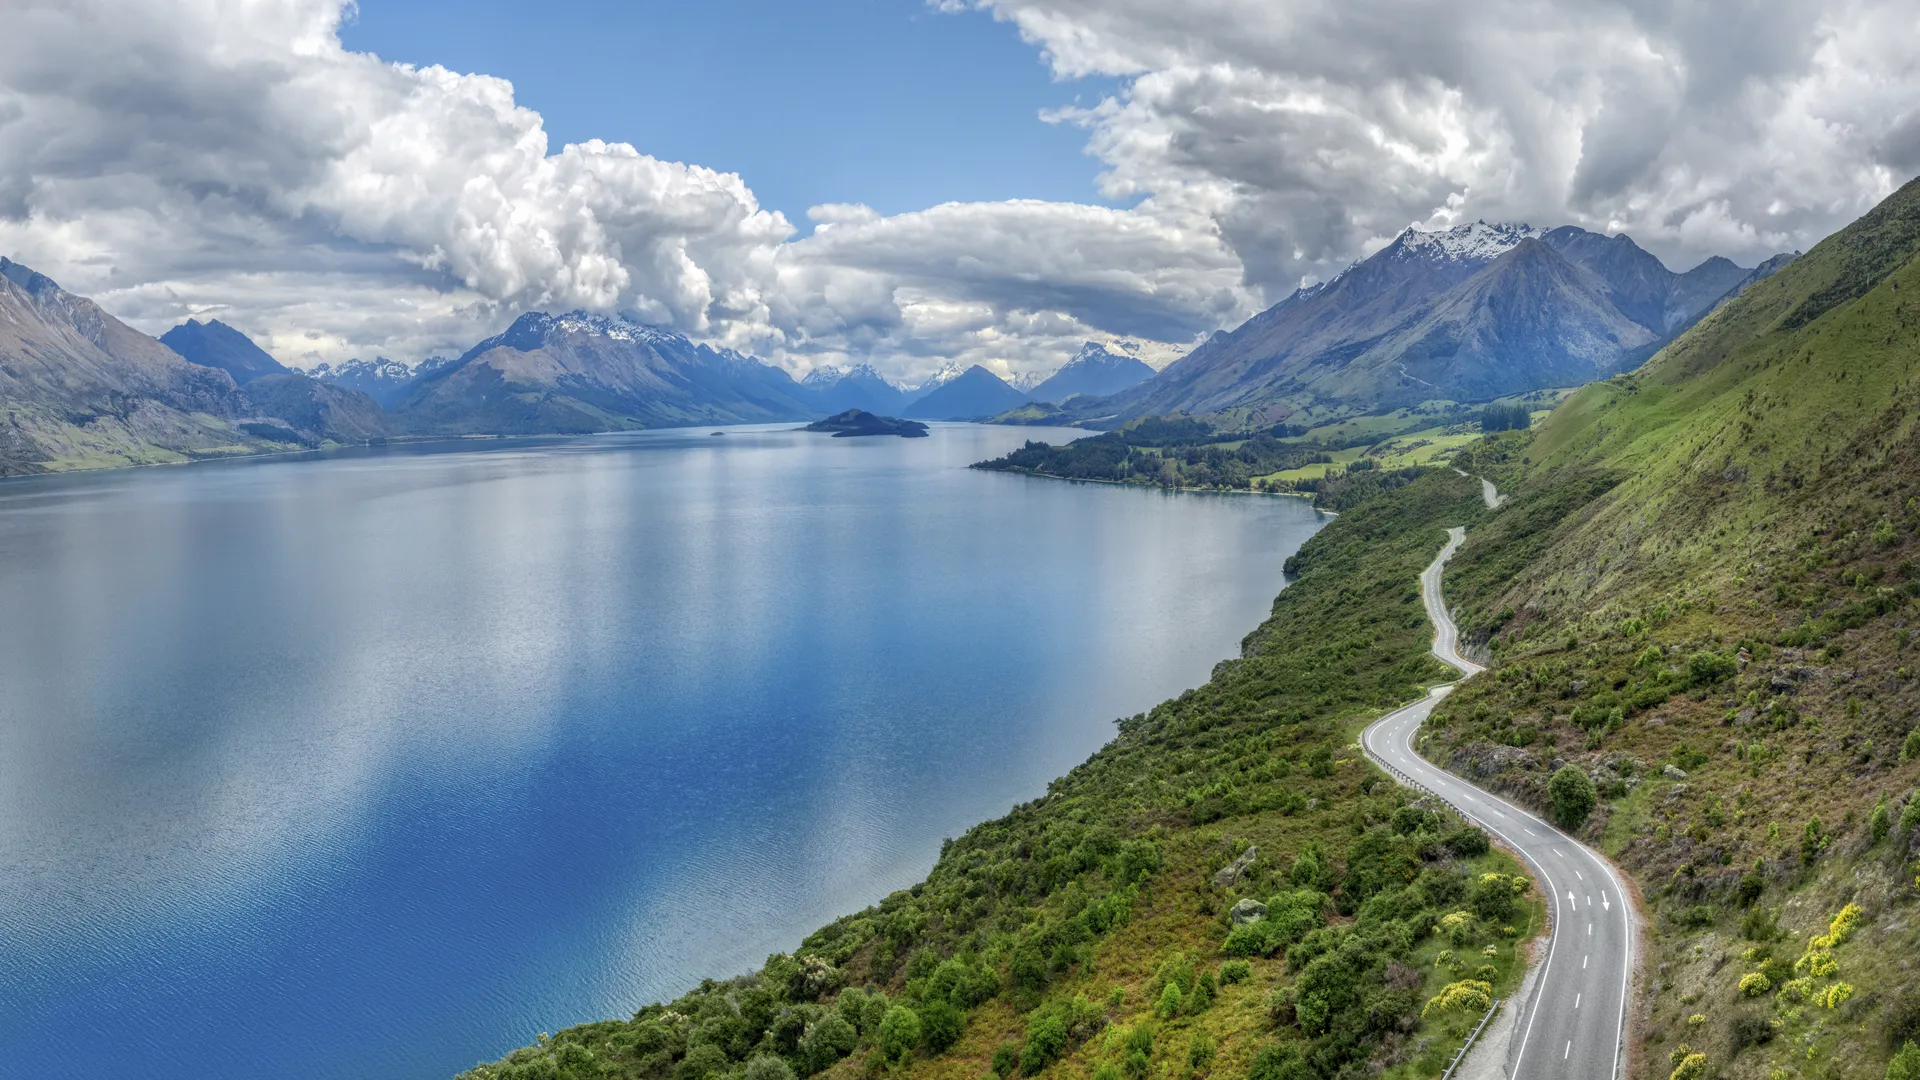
[1602,892,1611,911]
[1567,890,1578,907]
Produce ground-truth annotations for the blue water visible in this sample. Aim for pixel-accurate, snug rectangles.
[0,424,1326,1080]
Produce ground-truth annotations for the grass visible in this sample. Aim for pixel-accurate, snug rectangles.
[1415,177,1920,1080]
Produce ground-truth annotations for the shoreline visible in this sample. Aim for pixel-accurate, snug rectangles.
[974,465,1332,507]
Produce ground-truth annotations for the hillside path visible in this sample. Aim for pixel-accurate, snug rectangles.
[1359,491,1634,1080]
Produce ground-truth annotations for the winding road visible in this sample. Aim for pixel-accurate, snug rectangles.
[1359,508,1634,1080]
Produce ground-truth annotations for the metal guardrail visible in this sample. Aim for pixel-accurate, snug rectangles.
[1439,997,1501,1080]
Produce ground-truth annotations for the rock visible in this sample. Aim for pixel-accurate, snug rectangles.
[1212,845,1258,889]
[1733,707,1758,727]
[1664,764,1689,780]
[1228,898,1269,927]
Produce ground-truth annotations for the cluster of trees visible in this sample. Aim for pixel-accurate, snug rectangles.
[464,471,1503,1080]
[973,431,1333,493]
[1478,403,1532,432]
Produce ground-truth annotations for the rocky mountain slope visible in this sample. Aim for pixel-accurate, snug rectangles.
[901,365,1030,420]
[1096,222,1792,427]
[1420,177,1920,1080]
[392,311,823,434]
[0,259,266,473]
[804,364,911,415]
[1030,343,1156,404]
[160,319,293,384]
[162,318,391,444]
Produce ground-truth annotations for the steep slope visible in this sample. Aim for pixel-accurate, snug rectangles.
[901,365,1029,420]
[394,311,823,434]
[0,257,261,473]
[238,374,391,444]
[1413,177,1920,1080]
[803,364,911,415]
[1031,343,1156,403]
[162,318,390,444]
[1104,222,1787,427]
[159,318,292,384]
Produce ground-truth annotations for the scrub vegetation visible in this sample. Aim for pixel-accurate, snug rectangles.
[1416,176,1920,1080]
[460,471,1556,1080]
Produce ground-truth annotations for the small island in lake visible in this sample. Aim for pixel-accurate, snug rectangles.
[803,409,930,438]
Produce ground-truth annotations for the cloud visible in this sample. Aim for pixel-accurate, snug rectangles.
[966,0,1920,292]
[0,0,1916,382]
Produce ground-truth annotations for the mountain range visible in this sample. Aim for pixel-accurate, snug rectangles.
[0,217,1786,474]
[1065,220,1793,427]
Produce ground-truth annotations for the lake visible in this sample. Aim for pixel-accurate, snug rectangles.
[0,424,1326,1079]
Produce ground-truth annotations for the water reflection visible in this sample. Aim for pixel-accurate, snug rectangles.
[0,426,1325,1079]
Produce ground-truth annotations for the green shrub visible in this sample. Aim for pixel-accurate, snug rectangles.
[1019,1012,1067,1074]
[1904,728,1920,762]
[1688,651,1738,687]
[1247,1044,1313,1080]
[917,999,964,1055]
[1890,1041,1920,1080]
[677,1044,730,1080]
[800,1014,858,1074]
[1156,982,1184,1019]
[1874,796,1894,845]
[1219,960,1252,985]
[877,1005,922,1063]
[1443,825,1491,857]
[743,1055,795,1080]
[991,1042,1019,1078]
[1548,765,1597,829]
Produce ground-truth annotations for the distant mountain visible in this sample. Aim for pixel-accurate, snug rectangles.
[394,310,823,434]
[312,357,423,408]
[901,365,1029,420]
[903,361,968,404]
[802,364,910,415]
[161,318,389,444]
[1101,221,1793,424]
[1031,342,1156,403]
[160,319,292,384]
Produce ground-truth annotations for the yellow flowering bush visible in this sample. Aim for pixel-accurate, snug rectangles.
[1421,980,1494,1018]
[1739,972,1773,997]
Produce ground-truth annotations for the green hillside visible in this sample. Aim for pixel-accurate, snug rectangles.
[1424,177,1920,1079]
[459,472,1564,1080]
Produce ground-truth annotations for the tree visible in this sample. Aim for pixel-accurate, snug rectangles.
[1548,765,1597,829]
[744,1055,795,1080]
[878,1005,923,1063]
[1888,1040,1920,1080]
[916,999,965,1054]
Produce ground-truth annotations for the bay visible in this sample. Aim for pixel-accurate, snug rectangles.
[0,423,1325,1079]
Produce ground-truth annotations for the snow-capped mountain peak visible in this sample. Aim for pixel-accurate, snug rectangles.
[914,361,967,392]
[803,363,891,388]
[1395,220,1543,262]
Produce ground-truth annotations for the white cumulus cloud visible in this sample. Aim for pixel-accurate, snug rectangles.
[0,0,1916,383]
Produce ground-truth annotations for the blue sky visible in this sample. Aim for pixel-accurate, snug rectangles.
[341,0,1121,224]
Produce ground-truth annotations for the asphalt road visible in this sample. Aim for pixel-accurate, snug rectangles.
[1360,522,1634,1080]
